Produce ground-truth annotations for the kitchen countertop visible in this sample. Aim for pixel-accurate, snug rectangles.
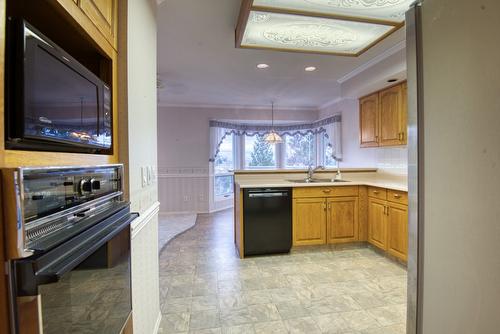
[235,171,408,192]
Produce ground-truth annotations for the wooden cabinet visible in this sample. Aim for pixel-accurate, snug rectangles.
[79,0,118,48]
[326,197,359,244]
[292,186,360,246]
[379,85,404,146]
[293,198,327,246]
[367,189,408,261]
[359,93,380,147]
[368,198,387,249]
[359,82,407,148]
[386,203,408,261]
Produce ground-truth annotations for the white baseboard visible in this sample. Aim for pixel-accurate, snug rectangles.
[153,311,162,334]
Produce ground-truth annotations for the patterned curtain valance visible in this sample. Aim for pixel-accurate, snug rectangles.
[209,115,340,135]
[209,115,342,162]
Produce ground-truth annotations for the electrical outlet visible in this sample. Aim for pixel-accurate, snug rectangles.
[183,195,189,202]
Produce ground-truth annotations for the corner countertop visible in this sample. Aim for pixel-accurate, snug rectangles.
[234,170,408,192]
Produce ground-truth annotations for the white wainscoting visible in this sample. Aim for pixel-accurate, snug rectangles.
[131,202,161,334]
[158,167,210,214]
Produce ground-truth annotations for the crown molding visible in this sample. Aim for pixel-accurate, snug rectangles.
[337,40,406,84]
[157,102,318,112]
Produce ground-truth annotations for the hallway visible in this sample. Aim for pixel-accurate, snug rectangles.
[158,210,407,333]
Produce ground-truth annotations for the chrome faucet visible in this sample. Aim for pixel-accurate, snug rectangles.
[307,165,324,181]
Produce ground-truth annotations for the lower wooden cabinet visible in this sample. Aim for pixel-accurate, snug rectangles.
[293,198,327,246]
[368,198,387,249]
[327,197,359,244]
[292,195,359,246]
[386,203,408,260]
[368,197,408,261]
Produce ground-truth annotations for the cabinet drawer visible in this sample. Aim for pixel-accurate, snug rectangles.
[367,187,387,200]
[293,186,358,198]
[387,190,408,205]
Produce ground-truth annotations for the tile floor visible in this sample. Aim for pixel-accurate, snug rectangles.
[158,213,197,252]
[158,209,407,334]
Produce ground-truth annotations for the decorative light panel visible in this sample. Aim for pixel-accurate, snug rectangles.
[236,0,409,56]
[252,0,414,23]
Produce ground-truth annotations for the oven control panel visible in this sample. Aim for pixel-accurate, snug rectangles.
[0,164,124,258]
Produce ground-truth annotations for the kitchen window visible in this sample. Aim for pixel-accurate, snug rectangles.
[284,133,316,168]
[244,134,277,169]
[214,133,234,197]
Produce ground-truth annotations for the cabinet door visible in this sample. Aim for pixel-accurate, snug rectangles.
[359,93,379,147]
[400,82,408,145]
[327,197,359,244]
[387,203,408,261]
[293,198,326,246]
[368,198,387,250]
[379,84,404,146]
[80,0,117,48]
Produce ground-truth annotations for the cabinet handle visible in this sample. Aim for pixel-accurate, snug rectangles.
[383,205,386,215]
[386,206,390,216]
[328,203,332,210]
[376,135,379,143]
[323,189,332,193]
[393,194,401,199]
[323,203,327,211]
[373,190,380,194]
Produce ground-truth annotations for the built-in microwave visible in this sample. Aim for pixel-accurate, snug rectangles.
[5,18,112,154]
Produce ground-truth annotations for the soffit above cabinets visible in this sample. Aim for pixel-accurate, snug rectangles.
[236,0,411,56]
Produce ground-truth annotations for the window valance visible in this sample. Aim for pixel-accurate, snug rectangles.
[209,115,342,163]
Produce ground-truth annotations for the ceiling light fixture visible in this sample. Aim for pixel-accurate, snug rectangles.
[265,102,283,144]
[236,0,413,57]
[256,63,269,69]
[305,66,317,72]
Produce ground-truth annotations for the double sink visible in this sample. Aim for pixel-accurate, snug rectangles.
[287,178,350,184]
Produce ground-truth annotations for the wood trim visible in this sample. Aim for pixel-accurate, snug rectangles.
[238,44,360,57]
[121,311,133,334]
[358,185,368,241]
[354,24,404,57]
[234,186,244,258]
[359,80,408,101]
[235,0,253,48]
[17,296,42,334]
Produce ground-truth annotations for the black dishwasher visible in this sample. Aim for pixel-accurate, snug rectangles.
[243,188,292,256]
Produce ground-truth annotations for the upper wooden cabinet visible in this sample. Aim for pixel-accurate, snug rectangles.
[79,0,117,49]
[359,82,407,148]
[359,93,380,148]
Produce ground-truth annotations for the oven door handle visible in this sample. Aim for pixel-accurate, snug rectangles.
[34,212,138,286]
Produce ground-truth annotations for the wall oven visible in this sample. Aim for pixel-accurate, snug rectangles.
[1,165,137,334]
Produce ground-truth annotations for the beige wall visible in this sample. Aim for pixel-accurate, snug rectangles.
[420,0,500,332]
[157,105,318,213]
[120,0,161,333]
[319,98,408,174]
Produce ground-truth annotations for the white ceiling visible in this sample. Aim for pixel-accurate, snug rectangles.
[157,0,406,109]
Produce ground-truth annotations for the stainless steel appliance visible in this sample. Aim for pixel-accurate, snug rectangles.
[243,188,292,256]
[1,164,137,334]
[5,18,112,154]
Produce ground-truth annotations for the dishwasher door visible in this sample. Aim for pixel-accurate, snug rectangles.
[243,188,292,256]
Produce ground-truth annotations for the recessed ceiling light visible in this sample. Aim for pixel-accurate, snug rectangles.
[305,66,317,72]
[257,63,269,69]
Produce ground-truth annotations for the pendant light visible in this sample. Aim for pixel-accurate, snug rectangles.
[265,102,283,144]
